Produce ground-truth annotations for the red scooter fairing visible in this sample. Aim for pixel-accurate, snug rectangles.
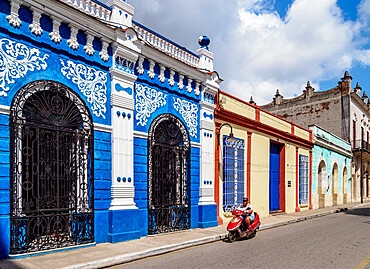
[226,210,261,243]
[226,209,244,231]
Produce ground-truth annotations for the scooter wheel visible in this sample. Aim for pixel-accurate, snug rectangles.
[250,230,257,238]
[228,231,236,243]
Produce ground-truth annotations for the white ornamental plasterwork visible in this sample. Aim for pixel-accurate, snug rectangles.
[6,13,21,28]
[60,59,107,118]
[0,38,49,97]
[173,97,198,137]
[49,31,62,44]
[135,84,167,126]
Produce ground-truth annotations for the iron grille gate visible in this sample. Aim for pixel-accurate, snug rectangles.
[9,81,94,254]
[148,114,191,234]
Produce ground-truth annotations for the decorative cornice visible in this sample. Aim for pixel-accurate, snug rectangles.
[351,92,370,117]
[215,108,314,149]
[22,0,115,41]
[315,136,352,158]
[110,67,137,84]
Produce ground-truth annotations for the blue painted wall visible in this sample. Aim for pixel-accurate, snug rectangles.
[133,137,148,237]
[94,131,112,243]
[0,114,10,259]
[190,147,200,228]
[134,80,200,144]
[0,2,114,256]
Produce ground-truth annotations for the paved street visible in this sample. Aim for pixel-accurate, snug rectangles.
[112,206,370,269]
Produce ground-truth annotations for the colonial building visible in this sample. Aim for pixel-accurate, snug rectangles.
[214,90,313,224]
[0,0,219,258]
[309,125,352,209]
[261,72,370,204]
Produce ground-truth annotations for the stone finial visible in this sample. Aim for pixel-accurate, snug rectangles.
[354,82,362,96]
[340,71,352,95]
[249,96,256,105]
[362,91,368,102]
[198,36,210,50]
[304,81,314,98]
[274,89,283,105]
[341,70,353,82]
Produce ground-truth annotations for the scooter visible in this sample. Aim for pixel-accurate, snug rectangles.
[226,209,261,243]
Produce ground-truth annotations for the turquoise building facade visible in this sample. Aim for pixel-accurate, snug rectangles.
[309,125,352,209]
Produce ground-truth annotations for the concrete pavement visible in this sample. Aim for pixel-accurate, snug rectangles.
[1,201,369,269]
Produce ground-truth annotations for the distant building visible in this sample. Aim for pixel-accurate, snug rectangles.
[261,72,370,204]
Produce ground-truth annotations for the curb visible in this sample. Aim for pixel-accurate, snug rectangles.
[65,203,370,269]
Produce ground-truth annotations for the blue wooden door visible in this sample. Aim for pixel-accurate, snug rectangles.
[269,143,280,211]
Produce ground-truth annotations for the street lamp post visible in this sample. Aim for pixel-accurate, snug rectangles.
[217,123,238,146]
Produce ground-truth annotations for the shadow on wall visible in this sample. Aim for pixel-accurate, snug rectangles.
[344,207,370,217]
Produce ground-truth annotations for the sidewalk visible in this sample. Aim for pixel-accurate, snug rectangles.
[2,201,369,269]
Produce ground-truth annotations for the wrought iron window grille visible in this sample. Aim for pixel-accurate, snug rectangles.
[147,113,191,234]
[9,80,94,254]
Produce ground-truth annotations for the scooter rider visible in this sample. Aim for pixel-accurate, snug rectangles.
[238,197,255,231]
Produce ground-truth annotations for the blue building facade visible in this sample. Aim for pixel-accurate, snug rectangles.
[0,0,219,258]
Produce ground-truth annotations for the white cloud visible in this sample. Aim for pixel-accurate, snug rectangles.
[125,0,370,105]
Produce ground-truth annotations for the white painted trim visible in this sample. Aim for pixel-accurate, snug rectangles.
[200,120,214,131]
[134,131,148,139]
[111,94,135,110]
[200,101,216,111]
[191,141,201,148]
[94,123,113,133]
[0,105,10,115]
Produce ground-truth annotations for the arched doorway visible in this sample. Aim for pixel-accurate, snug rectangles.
[148,114,190,234]
[318,160,327,208]
[332,163,339,206]
[343,166,348,203]
[9,81,94,254]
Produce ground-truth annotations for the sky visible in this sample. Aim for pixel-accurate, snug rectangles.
[112,0,370,105]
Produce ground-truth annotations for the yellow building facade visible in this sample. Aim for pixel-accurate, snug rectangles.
[214,91,314,224]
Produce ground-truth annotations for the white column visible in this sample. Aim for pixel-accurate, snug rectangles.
[109,46,138,210]
[199,88,216,205]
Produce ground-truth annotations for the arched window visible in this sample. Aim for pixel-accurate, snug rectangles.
[9,81,94,254]
[148,114,190,234]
